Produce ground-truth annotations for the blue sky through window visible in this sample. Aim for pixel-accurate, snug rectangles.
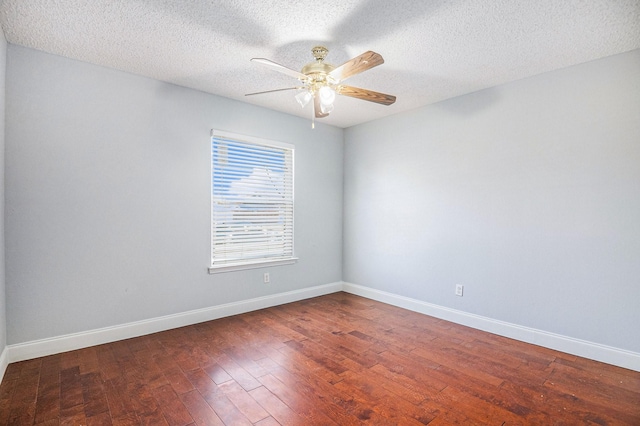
[212,137,286,198]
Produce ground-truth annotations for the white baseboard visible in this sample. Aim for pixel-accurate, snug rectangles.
[0,346,8,382]
[342,282,640,372]
[7,282,343,364]
[4,281,639,374]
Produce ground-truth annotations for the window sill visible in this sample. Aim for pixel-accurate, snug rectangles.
[208,257,298,274]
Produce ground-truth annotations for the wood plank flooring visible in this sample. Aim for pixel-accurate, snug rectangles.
[1,292,639,425]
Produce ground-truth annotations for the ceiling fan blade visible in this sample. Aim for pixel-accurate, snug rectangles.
[251,58,308,80]
[245,87,302,96]
[329,51,384,83]
[314,95,330,118]
[337,85,396,105]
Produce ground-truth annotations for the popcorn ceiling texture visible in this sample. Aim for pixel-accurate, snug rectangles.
[1,0,639,128]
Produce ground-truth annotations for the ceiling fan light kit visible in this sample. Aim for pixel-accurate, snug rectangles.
[247,45,396,127]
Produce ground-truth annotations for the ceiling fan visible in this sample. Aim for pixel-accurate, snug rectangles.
[246,46,396,125]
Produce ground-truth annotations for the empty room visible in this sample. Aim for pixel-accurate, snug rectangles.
[0,0,639,424]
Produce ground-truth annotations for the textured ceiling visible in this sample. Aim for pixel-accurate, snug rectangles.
[1,0,639,128]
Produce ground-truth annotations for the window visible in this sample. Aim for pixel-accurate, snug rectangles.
[209,130,296,273]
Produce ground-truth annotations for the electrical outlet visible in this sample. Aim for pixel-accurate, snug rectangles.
[263,272,270,284]
[455,284,464,297]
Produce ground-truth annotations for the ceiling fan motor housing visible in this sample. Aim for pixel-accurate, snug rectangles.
[301,46,336,87]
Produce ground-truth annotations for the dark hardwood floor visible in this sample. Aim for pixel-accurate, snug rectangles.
[1,292,639,425]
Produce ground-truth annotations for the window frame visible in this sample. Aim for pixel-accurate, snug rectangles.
[208,130,297,274]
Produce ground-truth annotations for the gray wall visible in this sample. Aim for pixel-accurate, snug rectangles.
[5,41,640,358]
[344,49,640,353]
[5,45,343,344]
[0,28,6,354]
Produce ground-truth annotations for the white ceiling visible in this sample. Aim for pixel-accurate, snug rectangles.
[1,0,639,128]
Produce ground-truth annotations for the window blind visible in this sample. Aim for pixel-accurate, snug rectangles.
[210,131,294,270]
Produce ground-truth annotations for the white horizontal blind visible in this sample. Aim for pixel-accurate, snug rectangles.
[211,131,294,268]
